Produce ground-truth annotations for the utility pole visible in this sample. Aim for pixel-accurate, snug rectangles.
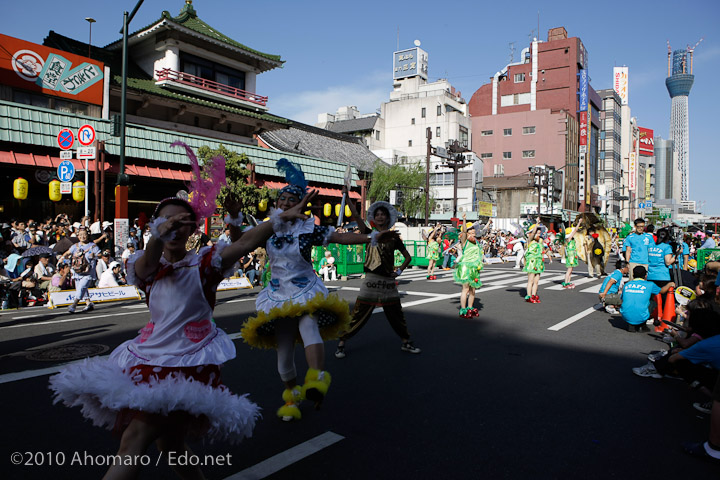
[441,140,470,219]
[529,165,549,216]
[425,127,431,226]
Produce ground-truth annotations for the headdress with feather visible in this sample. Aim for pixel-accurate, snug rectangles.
[276,158,307,200]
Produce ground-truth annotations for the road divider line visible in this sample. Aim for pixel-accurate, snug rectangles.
[548,307,598,331]
[224,431,344,480]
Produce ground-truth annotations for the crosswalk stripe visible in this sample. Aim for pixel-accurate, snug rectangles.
[510,273,567,288]
[544,275,599,290]
[433,270,517,283]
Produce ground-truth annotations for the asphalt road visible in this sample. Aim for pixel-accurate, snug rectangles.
[0,261,716,479]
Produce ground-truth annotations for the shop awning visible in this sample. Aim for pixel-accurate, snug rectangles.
[262,180,361,199]
[0,151,191,181]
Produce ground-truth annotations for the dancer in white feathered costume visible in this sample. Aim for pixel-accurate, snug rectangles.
[49,144,313,480]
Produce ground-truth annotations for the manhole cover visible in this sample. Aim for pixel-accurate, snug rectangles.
[26,344,109,361]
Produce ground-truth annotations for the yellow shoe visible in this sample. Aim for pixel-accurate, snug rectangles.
[301,369,332,409]
[277,386,302,422]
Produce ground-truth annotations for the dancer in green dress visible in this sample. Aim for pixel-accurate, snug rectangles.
[454,214,489,318]
[524,217,552,303]
[561,217,583,288]
[426,224,442,279]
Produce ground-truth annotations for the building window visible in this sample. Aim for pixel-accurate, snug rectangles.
[436,126,441,137]
[459,126,468,146]
[503,151,512,159]
[480,153,493,159]
[408,140,412,147]
[411,118,415,125]
[503,128,512,136]
[181,52,246,90]
[522,150,535,158]
[437,105,442,116]
[376,130,380,141]
[500,93,531,106]
[481,130,493,136]
[421,107,426,118]
[514,73,526,83]
[494,164,504,176]
[522,126,536,135]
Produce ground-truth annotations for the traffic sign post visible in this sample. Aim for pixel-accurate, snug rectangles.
[78,124,96,146]
[57,128,74,150]
[59,150,73,160]
[60,182,72,194]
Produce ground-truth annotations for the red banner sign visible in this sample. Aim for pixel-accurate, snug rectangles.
[579,111,588,147]
[638,127,654,156]
[0,33,104,106]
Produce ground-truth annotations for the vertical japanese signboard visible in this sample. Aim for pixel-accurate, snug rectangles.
[629,152,637,192]
[613,67,629,106]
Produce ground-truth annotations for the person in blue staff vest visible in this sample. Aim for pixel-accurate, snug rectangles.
[599,259,629,315]
[620,265,675,332]
[647,228,677,288]
[623,218,654,280]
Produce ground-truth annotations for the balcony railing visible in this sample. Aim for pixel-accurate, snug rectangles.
[155,68,268,107]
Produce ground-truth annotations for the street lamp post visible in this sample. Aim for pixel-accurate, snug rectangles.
[85,18,95,59]
[114,0,144,254]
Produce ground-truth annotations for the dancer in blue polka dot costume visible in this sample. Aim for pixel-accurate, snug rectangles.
[241,159,400,421]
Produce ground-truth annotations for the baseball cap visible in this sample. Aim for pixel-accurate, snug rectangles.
[102,250,111,256]
[109,261,121,269]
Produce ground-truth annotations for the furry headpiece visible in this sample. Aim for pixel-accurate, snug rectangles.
[367,201,398,229]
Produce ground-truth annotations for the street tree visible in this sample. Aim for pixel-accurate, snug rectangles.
[368,160,430,220]
[197,145,272,217]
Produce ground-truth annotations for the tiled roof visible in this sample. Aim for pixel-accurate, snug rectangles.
[0,100,357,186]
[259,122,378,173]
[104,2,283,66]
[325,116,379,134]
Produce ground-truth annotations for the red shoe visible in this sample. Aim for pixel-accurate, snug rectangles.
[470,308,479,317]
[531,295,541,304]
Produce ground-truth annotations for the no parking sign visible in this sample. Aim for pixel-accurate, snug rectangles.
[57,128,74,150]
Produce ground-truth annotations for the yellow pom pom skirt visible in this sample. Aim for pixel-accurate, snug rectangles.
[241,292,351,349]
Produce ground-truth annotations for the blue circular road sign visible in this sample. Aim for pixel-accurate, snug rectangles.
[57,160,75,182]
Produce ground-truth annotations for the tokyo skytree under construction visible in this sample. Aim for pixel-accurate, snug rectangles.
[665,39,702,201]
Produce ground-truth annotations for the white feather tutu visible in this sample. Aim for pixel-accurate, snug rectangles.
[49,357,261,444]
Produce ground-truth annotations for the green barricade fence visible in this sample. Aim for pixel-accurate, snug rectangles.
[404,240,429,267]
[312,240,435,276]
[313,244,366,278]
[697,248,720,271]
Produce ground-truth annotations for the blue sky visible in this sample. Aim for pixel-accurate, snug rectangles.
[2,0,718,215]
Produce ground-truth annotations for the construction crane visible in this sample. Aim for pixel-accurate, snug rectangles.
[687,38,703,74]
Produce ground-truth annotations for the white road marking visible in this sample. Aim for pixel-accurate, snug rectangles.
[0,311,140,330]
[544,275,599,290]
[433,270,517,283]
[224,431,344,480]
[510,273,568,288]
[547,307,598,331]
[580,284,602,294]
